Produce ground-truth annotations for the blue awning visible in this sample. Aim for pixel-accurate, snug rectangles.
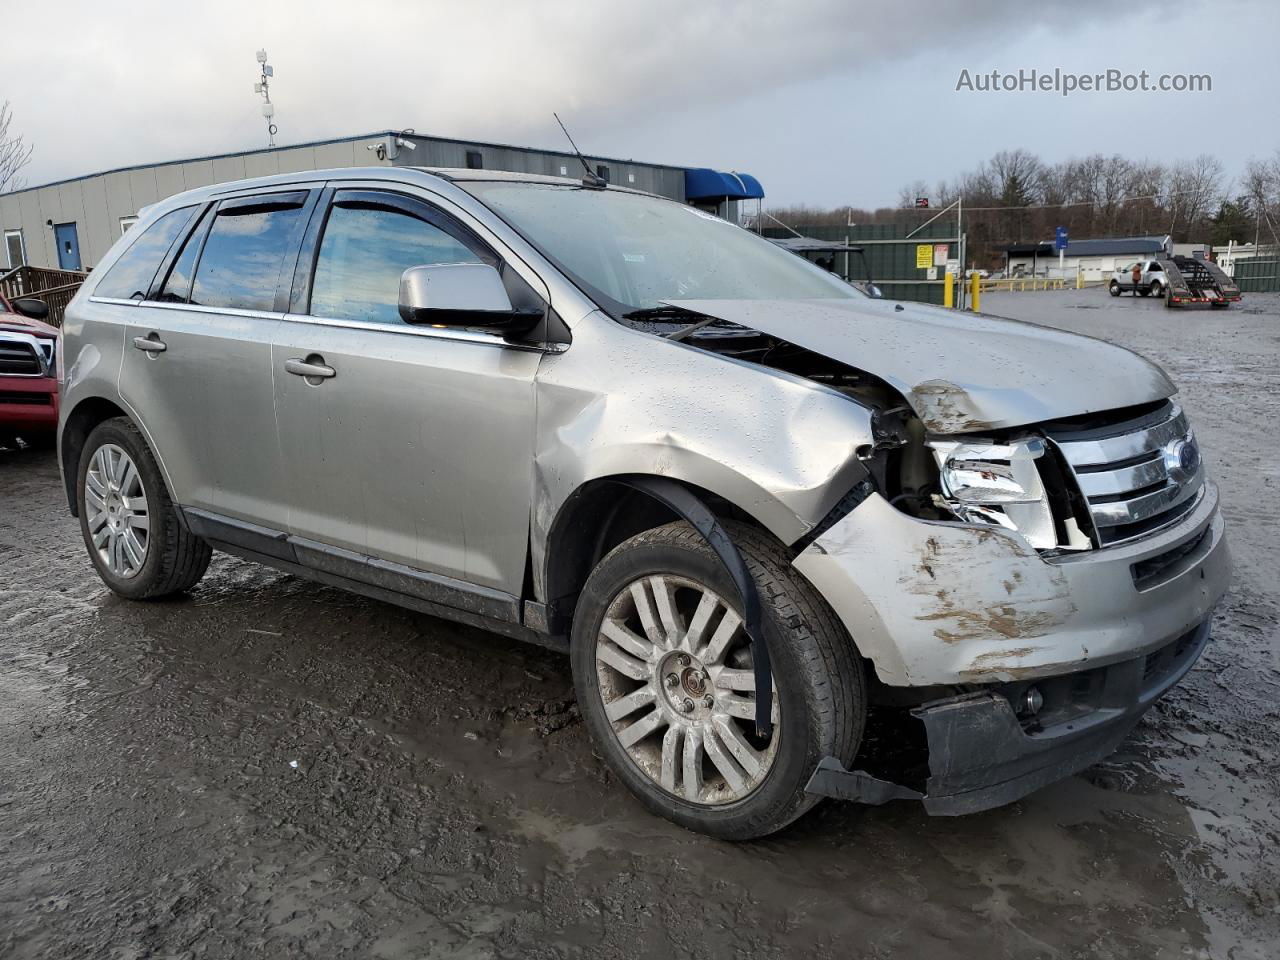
[684,168,765,201]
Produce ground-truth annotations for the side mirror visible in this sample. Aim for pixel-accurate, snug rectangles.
[12,297,49,321]
[398,263,542,337]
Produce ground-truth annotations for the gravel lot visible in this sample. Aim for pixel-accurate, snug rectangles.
[2,289,1278,959]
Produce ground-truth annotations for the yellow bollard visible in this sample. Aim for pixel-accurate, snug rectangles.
[970,271,981,312]
[943,272,954,308]
[1076,267,1083,290]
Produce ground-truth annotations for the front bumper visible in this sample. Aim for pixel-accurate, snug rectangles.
[806,619,1211,814]
[0,374,59,434]
[793,482,1229,687]
[792,479,1229,815]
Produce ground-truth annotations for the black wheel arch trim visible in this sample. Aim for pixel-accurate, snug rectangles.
[607,475,774,737]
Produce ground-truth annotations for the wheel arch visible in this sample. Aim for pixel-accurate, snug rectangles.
[541,473,771,629]
[60,396,141,516]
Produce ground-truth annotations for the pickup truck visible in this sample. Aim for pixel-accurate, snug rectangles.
[1109,260,1168,298]
[0,293,59,449]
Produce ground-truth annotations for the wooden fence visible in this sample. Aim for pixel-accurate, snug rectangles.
[0,265,89,327]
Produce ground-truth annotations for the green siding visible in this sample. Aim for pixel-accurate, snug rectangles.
[763,221,961,304]
[1234,258,1280,293]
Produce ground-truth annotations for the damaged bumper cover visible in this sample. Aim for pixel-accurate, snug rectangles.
[806,618,1211,814]
[792,478,1229,814]
[793,482,1229,686]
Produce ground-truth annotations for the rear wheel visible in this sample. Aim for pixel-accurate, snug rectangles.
[1150,282,1164,298]
[77,418,211,599]
[571,520,865,840]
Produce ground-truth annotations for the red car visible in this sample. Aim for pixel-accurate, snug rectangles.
[0,292,60,449]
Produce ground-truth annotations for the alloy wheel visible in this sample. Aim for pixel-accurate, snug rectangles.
[85,443,150,578]
[594,574,779,806]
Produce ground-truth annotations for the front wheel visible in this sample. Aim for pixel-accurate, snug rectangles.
[1109,281,1121,296]
[77,417,212,599]
[571,520,866,840]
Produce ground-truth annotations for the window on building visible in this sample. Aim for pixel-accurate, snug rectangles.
[595,164,610,183]
[119,216,140,236]
[309,199,484,325]
[93,207,197,300]
[465,150,484,170]
[190,195,309,312]
[4,230,25,269]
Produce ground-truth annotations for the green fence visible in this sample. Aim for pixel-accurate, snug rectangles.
[1234,258,1280,293]
[764,221,961,304]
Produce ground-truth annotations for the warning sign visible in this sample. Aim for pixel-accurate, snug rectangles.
[916,244,932,269]
[934,244,949,266]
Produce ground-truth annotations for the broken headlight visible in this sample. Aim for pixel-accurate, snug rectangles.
[929,437,1067,550]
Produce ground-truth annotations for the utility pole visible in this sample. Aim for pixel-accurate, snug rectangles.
[253,49,278,147]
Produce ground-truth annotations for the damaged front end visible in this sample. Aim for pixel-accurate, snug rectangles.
[629,301,1230,815]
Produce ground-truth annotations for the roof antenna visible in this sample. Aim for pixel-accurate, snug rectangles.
[554,112,607,189]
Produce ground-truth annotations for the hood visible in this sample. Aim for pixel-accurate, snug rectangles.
[665,297,1175,434]
[0,314,58,340]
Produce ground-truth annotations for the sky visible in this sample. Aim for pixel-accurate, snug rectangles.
[2,0,1276,209]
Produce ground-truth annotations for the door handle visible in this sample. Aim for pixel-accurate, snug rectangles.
[285,356,336,380]
[133,334,167,354]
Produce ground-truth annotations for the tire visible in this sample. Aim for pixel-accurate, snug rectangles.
[76,417,212,599]
[571,520,866,840]
[1150,282,1164,299]
[1109,281,1121,296]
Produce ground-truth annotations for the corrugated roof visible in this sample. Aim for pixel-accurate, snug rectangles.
[1,129,695,198]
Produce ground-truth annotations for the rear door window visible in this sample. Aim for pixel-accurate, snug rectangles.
[308,192,486,325]
[190,192,310,312]
[94,207,197,300]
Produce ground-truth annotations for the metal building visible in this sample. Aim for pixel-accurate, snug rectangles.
[0,130,763,272]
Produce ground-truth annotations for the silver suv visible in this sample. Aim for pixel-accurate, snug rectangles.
[58,168,1230,838]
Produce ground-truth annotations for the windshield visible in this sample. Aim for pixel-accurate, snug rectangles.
[462,182,862,314]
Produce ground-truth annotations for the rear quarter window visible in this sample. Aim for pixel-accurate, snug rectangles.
[93,207,198,300]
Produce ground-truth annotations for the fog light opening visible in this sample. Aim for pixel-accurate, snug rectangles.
[1019,686,1044,717]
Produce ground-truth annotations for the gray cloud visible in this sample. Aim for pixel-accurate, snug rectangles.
[1,0,1274,207]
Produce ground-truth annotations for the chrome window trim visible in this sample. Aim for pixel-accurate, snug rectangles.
[88,296,143,307]
[279,311,549,352]
[95,295,556,353]
[135,301,285,321]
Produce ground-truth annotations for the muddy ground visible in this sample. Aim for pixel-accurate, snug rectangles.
[2,288,1278,959]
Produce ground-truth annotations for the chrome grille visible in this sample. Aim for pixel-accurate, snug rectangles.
[1048,402,1203,546]
[0,333,47,377]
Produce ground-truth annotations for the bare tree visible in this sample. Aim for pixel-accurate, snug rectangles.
[1166,154,1223,240]
[0,101,34,194]
[896,180,929,209]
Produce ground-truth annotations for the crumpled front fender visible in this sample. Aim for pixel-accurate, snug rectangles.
[532,312,874,600]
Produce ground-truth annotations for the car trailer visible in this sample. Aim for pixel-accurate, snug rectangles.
[1162,256,1242,308]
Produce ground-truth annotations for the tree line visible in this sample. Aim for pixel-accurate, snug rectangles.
[768,148,1280,269]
